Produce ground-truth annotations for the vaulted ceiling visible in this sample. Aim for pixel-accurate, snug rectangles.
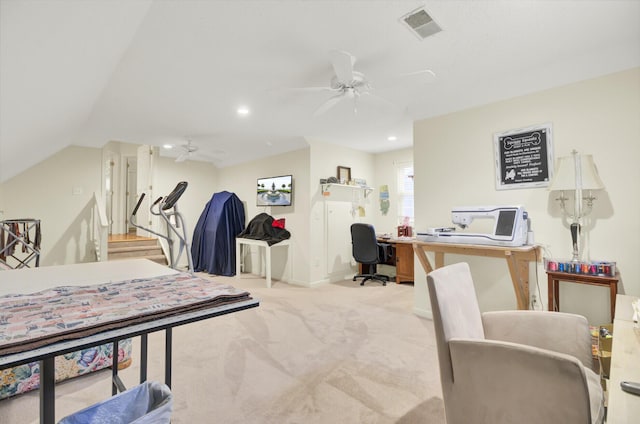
[1,0,639,182]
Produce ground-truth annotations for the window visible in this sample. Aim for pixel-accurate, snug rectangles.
[397,163,414,227]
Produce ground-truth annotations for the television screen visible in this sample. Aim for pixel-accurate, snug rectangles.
[257,175,293,206]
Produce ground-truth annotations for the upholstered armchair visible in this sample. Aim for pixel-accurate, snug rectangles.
[427,262,604,424]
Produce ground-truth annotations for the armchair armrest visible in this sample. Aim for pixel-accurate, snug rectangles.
[482,310,594,371]
[447,338,600,424]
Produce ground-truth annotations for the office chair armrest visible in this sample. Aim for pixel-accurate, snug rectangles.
[448,338,601,424]
[481,310,595,371]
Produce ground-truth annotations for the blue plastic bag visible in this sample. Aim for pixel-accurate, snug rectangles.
[58,381,172,424]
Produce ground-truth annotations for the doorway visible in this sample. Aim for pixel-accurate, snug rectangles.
[125,156,137,234]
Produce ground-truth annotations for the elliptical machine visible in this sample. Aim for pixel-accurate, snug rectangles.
[130,181,194,273]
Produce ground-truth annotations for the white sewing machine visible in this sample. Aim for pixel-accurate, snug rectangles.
[417,205,529,247]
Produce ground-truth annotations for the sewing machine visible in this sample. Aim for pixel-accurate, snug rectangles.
[417,206,529,247]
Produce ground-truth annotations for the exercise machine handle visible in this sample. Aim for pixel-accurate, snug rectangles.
[153,197,164,206]
[162,181,188,210]
[132,193,146,216]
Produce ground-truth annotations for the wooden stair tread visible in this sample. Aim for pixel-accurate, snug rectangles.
[106,236,167,265]
[109,254,166,261]
[108,245,163,253]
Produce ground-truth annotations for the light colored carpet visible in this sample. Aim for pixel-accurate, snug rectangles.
[0,274,444,423]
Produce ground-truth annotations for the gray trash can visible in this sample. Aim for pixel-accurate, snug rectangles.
[58,381,172,424]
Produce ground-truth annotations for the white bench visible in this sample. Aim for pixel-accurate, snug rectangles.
[235,238,290,288]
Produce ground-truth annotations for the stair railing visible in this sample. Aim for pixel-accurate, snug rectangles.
[91,192,109,261]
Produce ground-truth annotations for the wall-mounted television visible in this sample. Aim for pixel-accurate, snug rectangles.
[257,175,293,206]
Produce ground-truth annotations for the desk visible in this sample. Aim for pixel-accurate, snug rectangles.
[0,260,259,424]
[607,294,640,422]
[413,241,541,310]
[546,271,619,322]
[235,238,290,288]
[374,237,415,283]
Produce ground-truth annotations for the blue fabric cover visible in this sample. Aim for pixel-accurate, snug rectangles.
[58,381,172,424]
[191,191,245,275]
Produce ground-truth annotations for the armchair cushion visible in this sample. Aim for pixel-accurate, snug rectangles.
[449,338,604,424]
[482,310,595,372]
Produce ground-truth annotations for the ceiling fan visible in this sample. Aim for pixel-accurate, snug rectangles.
[173,138,227,163]
[288,50,435,117]
[175,140,198,162]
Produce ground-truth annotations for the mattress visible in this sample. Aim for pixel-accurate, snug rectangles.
[1,269,251,400]
[0,272,251,356]
[0,339,132,400]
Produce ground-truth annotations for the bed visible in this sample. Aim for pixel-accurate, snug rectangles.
[0,259,258,423]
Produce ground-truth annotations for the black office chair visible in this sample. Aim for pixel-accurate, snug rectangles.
[350,223,391,286]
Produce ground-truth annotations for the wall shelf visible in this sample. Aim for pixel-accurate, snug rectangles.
[321,183,373,198]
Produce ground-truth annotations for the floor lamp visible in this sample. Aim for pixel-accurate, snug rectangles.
[548,150,605,262]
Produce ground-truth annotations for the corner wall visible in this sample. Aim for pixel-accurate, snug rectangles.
[307,140,377,285]
[413,68,640,324]
[372,147,413,235]
[0,146,103,265]
[154,156,219,269]
[216,148,310,284]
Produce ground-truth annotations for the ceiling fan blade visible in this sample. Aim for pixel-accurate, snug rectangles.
[398,69,436,81]
[283,86,340,93]
[175,139,197,162]
[375,69,437,91]
[313,93,347,116]
[329,50,355,83]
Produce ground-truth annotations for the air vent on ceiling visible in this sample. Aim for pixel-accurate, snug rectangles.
[400,7,442,40]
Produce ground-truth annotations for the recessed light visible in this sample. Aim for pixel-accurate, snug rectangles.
[237,106,250,116]
[388,136,397,141]
[163,144,174,149]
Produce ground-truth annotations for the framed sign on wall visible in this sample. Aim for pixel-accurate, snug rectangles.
[494,123,554,190]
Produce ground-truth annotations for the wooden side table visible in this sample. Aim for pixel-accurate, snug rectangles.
[546,271,619,322]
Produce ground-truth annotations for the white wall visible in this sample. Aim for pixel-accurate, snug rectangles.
[372,147,413,235]
[0,144,220,268]
[216,140,382,286]
[216,147,310,284]
[413,68,640,325]
[308,139,376,285]
[0,146,102,265]
[154,155,218,269]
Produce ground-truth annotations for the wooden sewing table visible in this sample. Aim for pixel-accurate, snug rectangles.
[413,241,541,310]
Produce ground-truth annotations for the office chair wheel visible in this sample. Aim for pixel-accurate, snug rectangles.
[360,281,365,286]
[382,281,387,286]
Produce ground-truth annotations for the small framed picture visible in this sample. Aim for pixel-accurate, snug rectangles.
[337,166,351,184]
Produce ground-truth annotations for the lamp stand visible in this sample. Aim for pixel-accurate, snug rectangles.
[551,150,604,263]
[570,222,580,262]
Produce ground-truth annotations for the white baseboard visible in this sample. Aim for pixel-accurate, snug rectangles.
[286,277,330,288]
[413,307,433,320]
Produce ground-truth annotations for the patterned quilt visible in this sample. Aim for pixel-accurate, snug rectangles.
[0,272,251,355]
[0,339,132,400]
